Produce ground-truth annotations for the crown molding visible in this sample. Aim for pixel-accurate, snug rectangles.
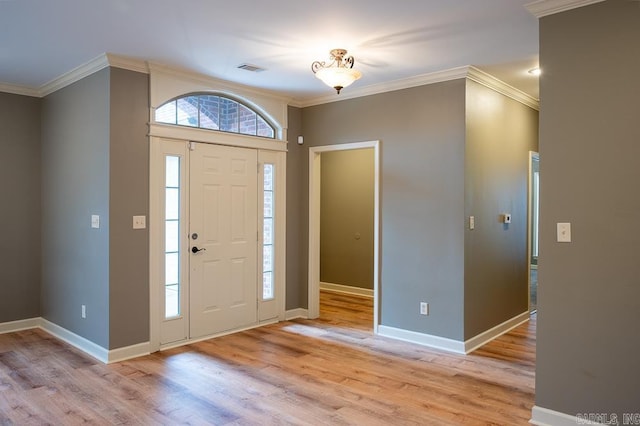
[298,66,470,108]
[525,0,606,18]
[0,53,151,98]
[39,53,148,97]
[467,66,539,110]
[297,66,539,111]
[39,54,110,96]
[0,82,40,98]
[105,53,149,75]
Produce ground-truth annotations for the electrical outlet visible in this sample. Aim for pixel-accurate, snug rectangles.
[132,215,146,229]
[420,302,429,316]
[81,305,86,319]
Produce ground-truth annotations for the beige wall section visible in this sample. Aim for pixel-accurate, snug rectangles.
[108,68,150,349]
[464,80,539,339]
[285,106,307,310]
[535,1,640,419]
[320,149,374,290]
[301,80,467,340]
[0,92,41,323]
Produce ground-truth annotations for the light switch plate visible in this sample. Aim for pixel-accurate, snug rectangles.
[91,215,100,229]
[469,216,475,230]
[557,222,571,242]
[133,215,146,229]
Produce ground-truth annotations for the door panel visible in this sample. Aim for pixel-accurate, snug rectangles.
[190,143,258,338]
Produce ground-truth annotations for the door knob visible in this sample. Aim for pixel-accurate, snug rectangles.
[191,246,206,254]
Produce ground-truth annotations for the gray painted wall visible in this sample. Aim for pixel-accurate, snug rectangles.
[464,80,538,339]
[41,68,111,348]
[320,149,374,289]
[108,68,150,349]
[285,106,306,310]
[536,1,640,418]
[301,81,467,340]
[0,93,41,322]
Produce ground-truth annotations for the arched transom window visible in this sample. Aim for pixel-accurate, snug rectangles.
[155,93,275,139]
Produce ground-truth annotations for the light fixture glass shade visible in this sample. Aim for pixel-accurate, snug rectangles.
[314,67,362,93]
[311,49,362,94]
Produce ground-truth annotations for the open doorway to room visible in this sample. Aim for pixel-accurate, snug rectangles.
[308,141,380,332]
[319,148,375,330]
[528,152,540,313]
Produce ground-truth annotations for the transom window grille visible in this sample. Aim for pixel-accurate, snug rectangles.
[155,94,275,139]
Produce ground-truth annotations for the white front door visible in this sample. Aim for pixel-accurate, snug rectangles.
[152,137,284,350]
[189,143,258,338]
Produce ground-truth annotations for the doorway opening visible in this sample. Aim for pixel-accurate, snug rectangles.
[308,141,380,333]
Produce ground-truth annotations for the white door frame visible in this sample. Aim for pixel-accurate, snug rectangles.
[527,151,539,313]
[308,140,380,333]
[149,132,287,353]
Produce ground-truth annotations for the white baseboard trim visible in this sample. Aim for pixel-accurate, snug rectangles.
[530,406,583,426]
[40,318,109,363]
[377,325,466,354]
[320,282,374,298]
[377,311,531,355]
[464,311,530,353]
[107,341,151,363]
[285,308,309,320]
[1,317,151,364]
[0,317,41,334]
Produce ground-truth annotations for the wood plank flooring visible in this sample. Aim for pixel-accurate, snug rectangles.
[0,292,535,425]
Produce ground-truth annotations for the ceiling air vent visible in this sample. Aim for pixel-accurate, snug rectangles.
[237,63,266,72]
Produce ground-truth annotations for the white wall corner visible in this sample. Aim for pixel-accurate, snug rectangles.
[377,325,466,354]
[530,406,584,426]
[525,0,606,18]
[464,311,530,354]
[285,308,309,321]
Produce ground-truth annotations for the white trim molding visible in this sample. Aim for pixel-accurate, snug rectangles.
[378,325,466,354]
[467,66,539,111]
[525,0,606,18]
[378,311,530,355]
[530,406,585,426]
[40,53,148,97]
[285,308,309,321]
[320,282,374,298]
[0,317,150,364]
[0,317,41,334]
[0,53,149,98]
[0,83,40,98]
[299,65,539,111]
[308,140,381,334]
[298,66,469,108]
[464,311,530,353]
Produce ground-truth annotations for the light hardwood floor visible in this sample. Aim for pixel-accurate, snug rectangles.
[0,292,535,425]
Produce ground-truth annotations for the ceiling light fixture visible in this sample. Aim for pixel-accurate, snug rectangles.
[528,67,541,76]
[311,49,362,94]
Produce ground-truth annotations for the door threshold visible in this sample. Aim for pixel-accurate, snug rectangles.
[159,319,279,352]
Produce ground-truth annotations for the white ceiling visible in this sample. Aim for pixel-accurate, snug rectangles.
[0,1,541,103]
